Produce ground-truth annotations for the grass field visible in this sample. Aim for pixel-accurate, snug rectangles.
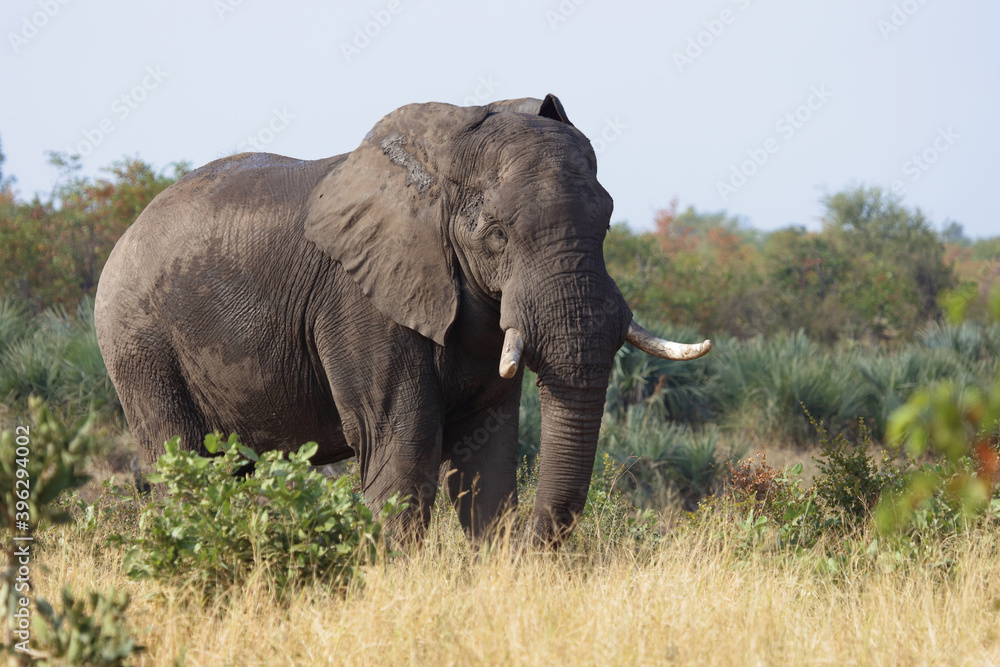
[17,424,998,667]
[28,498,999,666]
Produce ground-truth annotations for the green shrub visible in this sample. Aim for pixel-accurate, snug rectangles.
[0,396,95,533]
[601,406,737,509]
[122,434,406,593]
[880,457,1000,542]
[719,453,825,550]
[810,415,910,525]
[700,324,1000,445]
[29,587,143,667]
[696,421,998,561]
[605,329,714,424]
[0,299,31,361]
[708,332,865,442]
[880,287,1000,532]
[0,297,120,425]
[855,344,982,440]
[917,320,1000,369]
[56,299,120,423]
[0,397,142,665]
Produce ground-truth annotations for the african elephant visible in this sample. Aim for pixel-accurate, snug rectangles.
[94,94,711,547]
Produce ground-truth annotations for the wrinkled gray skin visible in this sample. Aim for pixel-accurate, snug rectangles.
[96,95,635,547]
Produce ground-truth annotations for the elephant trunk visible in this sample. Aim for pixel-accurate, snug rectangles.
[505,276,629,547]
[513,315,711,546]
[528,375,610,546]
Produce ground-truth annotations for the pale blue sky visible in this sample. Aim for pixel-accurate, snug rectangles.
[2,0,998,236]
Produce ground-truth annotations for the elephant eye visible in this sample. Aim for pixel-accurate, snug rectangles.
[485,225,508,253]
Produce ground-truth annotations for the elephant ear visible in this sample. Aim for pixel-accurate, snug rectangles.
[486,94,574,126]
[305,102,489,346]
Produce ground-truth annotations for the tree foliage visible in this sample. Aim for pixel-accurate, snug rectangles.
[605,186,984,344]
[0,154,186,313]
[821,186,954,338]
[607,198,763,336]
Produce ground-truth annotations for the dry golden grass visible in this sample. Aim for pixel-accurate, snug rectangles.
[76,429,144,501]
[28,500,1000,667]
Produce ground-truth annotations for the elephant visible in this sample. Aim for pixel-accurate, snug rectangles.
[94,94,711,547]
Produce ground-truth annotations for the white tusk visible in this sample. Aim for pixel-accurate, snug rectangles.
[499,328,524,379]
[626,320,712,361]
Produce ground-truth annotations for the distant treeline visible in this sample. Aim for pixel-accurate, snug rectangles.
[607,195,1000,345]
[0,148,187,313]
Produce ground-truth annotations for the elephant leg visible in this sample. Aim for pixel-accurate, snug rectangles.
[112,352,211,490]
[317,326,446,543]
[440,397,521,541]
[347,409,444,543]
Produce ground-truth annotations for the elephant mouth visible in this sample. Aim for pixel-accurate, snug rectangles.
[497,321,712,378]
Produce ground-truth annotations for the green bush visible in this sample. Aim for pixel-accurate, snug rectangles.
[0,397,142,665]
[700,457,826,553]
[712,413,912,546]
[880,457,1000,542]
[707,332,863,442]
[809,415,910,525]
[0,297,120,425]
[0,300,31,361]
[693,409,999,560]
[880,287,1000,532]
[0,397,95,532]
[917,320,1000,368]
[122,433,407,593]
[29,587,143,667]
[699,325,1000,445]
[726,457,824,549]
[605,330,714,424]
[601,406,737,509]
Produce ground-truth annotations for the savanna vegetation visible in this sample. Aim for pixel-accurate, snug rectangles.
[2,143,999,665]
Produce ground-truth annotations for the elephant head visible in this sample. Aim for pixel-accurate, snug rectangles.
[305,94,710,546]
